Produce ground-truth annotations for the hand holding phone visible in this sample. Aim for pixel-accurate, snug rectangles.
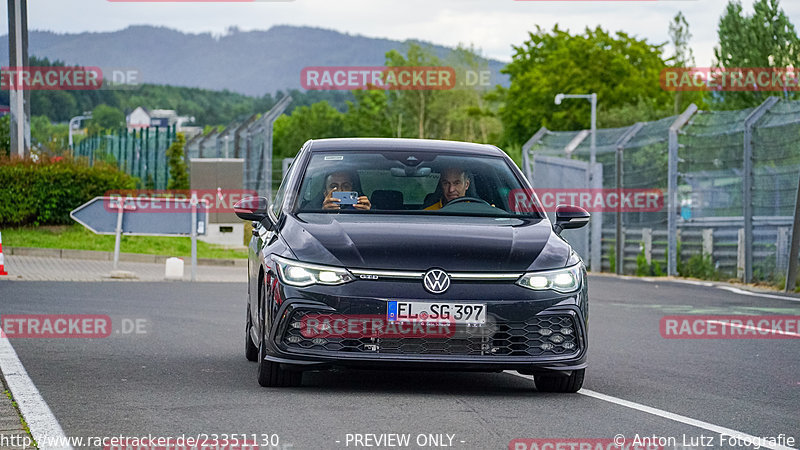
[332,191,359,205]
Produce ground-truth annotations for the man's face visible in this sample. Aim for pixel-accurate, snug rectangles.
[325,172,355,194]
[440,169,469,203]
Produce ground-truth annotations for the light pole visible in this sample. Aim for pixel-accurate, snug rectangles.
[68,113,92,153]
[554,93,597,165]
[555,93,600,273]
[8,0,30,157]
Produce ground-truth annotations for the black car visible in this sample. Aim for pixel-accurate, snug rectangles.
[235,138,590,392]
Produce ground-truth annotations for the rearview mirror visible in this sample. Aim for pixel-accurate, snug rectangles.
[390,167,432,177]
[554,204,590,235]
[234,196,270,222]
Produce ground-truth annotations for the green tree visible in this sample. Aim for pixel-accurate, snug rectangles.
[381,43,502,143]
[435,44,503,143]
[498,25,672,145]
[343,90,394,138]
[668,12,706,114]
[88,104,125,135]
[0,115,9,157]
[713,0,800,108]
[166,133,189,190]
[384,43,444,139]
[273,102,347,158]
[31,115,69,154]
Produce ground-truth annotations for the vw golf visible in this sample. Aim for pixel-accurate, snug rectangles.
[236,138,590,392]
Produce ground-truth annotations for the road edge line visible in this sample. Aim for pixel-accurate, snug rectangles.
[506,371,796,450]
[0,336,73,450]
[592,273,800,303]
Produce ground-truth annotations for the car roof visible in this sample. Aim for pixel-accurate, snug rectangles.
[306,138,505,157]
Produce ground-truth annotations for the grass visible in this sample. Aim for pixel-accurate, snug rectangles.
[2,225,247,259]
[4,389,37,448]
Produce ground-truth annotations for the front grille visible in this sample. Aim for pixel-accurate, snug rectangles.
[281,310,580,358]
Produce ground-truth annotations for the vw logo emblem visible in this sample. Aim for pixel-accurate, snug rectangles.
[423,269,450,294]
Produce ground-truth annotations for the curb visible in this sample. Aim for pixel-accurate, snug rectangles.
[0,371,35,449]
[6,247,248,267]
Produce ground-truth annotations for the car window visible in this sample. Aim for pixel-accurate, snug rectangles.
[294,151,541,217]
[358,169,440,204]
[271,166,291,218]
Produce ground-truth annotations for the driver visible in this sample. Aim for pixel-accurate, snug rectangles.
[425,167,471,210]
[322,170,371,210]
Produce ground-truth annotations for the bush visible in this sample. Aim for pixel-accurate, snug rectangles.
[0,155,136,226]
[678,252,718,280]
[635,244,664,276]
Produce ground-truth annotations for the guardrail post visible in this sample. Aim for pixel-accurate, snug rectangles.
[737,228,745,280]
[702,228,714,257]
[643,228,652,265]
[777,227,790,273]
[742,97,779,283]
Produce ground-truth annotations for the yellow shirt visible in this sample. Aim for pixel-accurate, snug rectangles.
[424,200,443,211]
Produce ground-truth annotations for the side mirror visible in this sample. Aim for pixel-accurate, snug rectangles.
[554,204,590,235]
[234,196,270,222]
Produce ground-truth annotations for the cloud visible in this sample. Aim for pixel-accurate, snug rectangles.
[4,0,800,66]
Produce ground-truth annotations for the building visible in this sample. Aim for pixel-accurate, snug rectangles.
[126,107,196,133]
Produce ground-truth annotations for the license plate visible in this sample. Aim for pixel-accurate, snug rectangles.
[387,301,486,325]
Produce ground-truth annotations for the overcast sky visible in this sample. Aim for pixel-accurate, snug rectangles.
[3,0,800,66]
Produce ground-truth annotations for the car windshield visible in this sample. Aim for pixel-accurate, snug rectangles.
[294,150,543,218]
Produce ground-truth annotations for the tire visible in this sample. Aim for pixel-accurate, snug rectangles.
[245,304,258,362]
[256,329,302,387]
[534,369,585,393]
[256,276,302,388]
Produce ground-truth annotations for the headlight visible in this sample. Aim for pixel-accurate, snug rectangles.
[516,263,582,293]
[272,255,354,287]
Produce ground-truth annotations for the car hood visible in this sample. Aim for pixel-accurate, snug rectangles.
[280,213,571,272]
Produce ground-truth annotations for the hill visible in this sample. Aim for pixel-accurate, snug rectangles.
[0,25,510,96]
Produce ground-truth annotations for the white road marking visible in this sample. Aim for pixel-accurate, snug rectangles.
[596,274,800,303]
[0,336,73,450]
[716,286,800,302]
[705,319,800,338]
[506,371,797,450]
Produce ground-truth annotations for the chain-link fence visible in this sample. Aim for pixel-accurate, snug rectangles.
[524,97,800,285]
[74,97,292,197]
[74,125,178,190]
[185,96,292,199]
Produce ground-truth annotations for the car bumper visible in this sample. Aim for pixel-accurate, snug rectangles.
[262,279,589,374]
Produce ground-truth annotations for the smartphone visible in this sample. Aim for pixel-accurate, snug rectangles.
[332,191,359,205]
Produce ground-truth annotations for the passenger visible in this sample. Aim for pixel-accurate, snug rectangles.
[321,170,371,210]
[425,167,471,210]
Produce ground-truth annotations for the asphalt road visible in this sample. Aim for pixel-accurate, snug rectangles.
[0,277,798,450]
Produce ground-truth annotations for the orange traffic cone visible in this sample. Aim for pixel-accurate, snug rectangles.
[0,231,8,275]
